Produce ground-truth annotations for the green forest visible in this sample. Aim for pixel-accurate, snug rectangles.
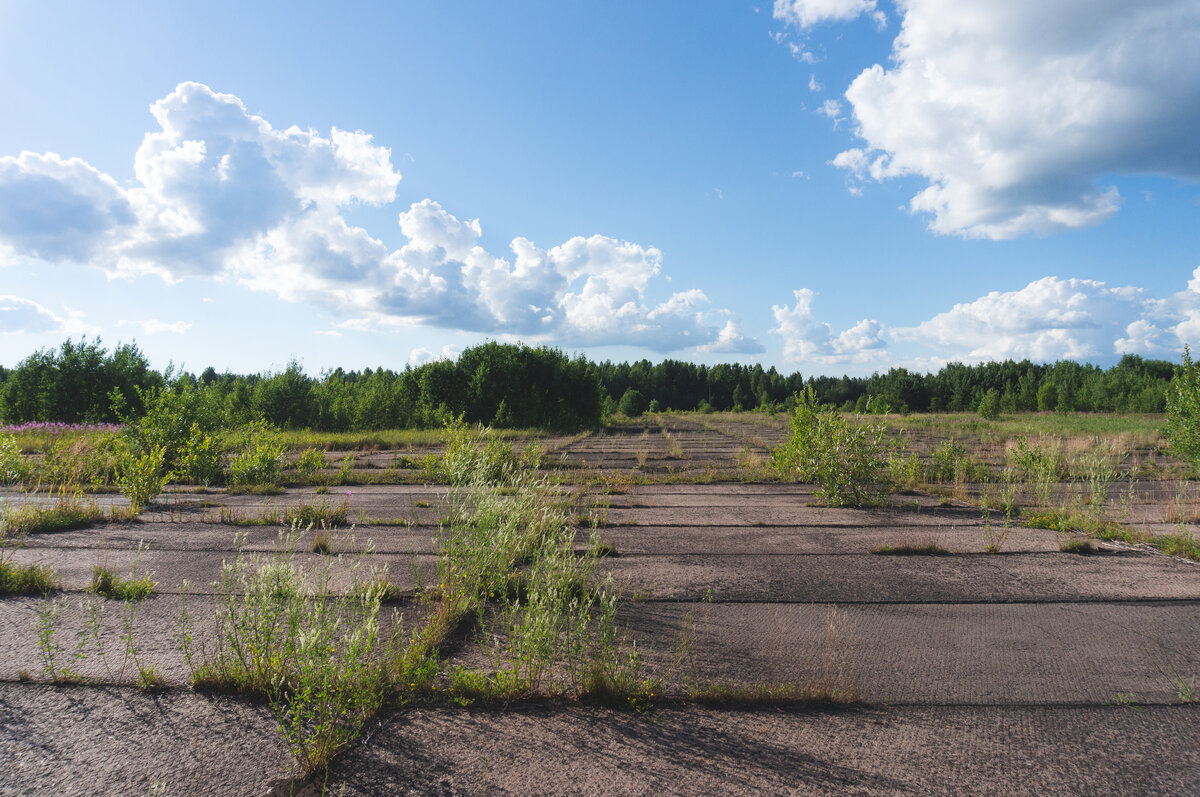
[0,338,1180,432]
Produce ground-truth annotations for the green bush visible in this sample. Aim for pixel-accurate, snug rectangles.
[175,423,224,486]
[227,421,287,487]
[977,388,1001,420]
[114,384,220,479]
[295,447,328,478]
[617,388,647,418]
[438,417,530,486]
[0,434,27,485]
[771,387,893,506]
[115,444,168,511]
[1166,346,1200,469]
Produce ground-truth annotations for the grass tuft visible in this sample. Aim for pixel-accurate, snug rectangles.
[870,542,950,555]
[0,559,57,594]
[89,566,155,600]
[1058,538,1094,554]
[688,680,858,705]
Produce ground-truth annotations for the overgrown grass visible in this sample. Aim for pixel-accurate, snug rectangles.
[278,426,541,452]
[870,542,951,556]
[0,489,116,534]
[89,554,156,600]
[0,559,57,594]
[182,525,414,773]
[1024,508,1200,561]
[1058,538,1095,554]
[687,681,857,705]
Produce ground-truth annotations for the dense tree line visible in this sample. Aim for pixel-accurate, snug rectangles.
[604,355,1173,414]
[0,340,603,430]
[0,339,1178,431]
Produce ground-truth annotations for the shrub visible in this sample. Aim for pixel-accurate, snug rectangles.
[771,386,892,507]
[617,388,647,418]
[227,420,287,487]
[175,424,223,486]
[114,384,220,481]
[438,417,529,486]
[295,447,328,479]
[115,444,168,511]
[1166,346,1200,470]
[977,388,1001,420]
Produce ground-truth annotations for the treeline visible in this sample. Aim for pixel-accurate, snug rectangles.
[0,339,1179,432]
[0,340,602,431]
[597,355,1174,414]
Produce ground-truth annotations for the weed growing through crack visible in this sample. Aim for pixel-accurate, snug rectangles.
[89,541,156,600]
[0,558,57,594]
[184,523,415,774]
[870,540,950,555]
[0,518,57,594]
[311,524,334,554]
[1,485,110,534]
[1058,537,1094,554]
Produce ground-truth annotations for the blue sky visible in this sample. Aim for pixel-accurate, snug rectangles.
[2,0,1199,376]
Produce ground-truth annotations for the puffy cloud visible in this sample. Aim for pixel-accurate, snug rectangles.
[832,0,1200,238]
[699,319,766,354]
[774,0,882,29]
[0,152,134,262]
[0,82,747,353]
[817,99,842,120]
[771,288,886,364]
[893,276,1163,362]
[409,344,462,366]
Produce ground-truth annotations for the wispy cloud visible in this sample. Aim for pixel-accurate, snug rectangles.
[0,295,95,336]
[116,318,192,335]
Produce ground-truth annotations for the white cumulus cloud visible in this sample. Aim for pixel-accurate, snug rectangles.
[770,288,886,364]
[0,82,747,353]
[892,275,1180,362]
[832,0,1200,239]
[699,319,766,354]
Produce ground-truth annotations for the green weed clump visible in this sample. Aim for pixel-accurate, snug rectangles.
[0,434,28,485]
[1058,538,1094,554]
[184,526,410,773]
[1,488,109,534]
[771,387,892,507]
[89,566,156,600]
[284,498,350,528]
[929,440,988,483]
[0,529,57,595]
[436,417,542,486]
[33,432,121,488]
[294,447,328,479]
[226,420,287,488]
[870,542,951,556]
